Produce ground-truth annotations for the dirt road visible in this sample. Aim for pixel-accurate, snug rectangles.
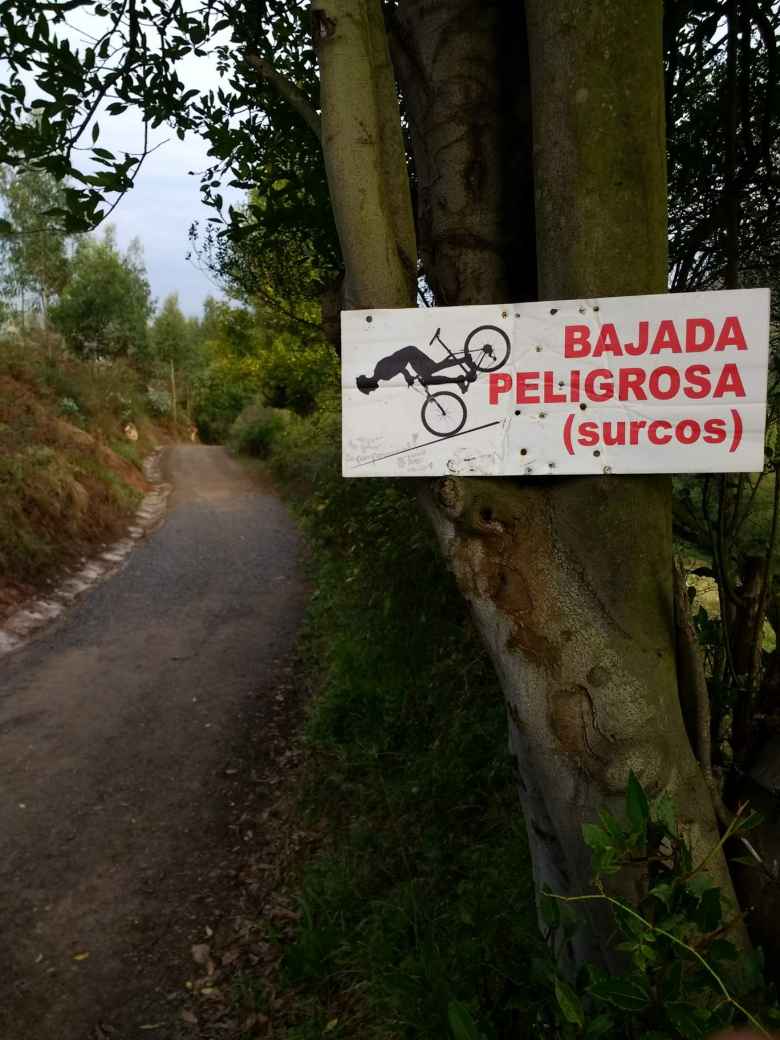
[0,445,306,1040]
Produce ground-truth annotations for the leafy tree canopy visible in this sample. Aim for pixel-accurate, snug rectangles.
[50,226,153,358]
[0,165,70,313]
[150,291,190,367]
[0,0,334,268]
[1,2,777,313]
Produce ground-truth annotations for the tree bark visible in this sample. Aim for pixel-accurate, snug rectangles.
[388,0,536,305]
[313,0,416,310]
[315,0,746,966]
[419,0,745,963]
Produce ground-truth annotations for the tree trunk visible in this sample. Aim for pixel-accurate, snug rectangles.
[313,0,416,311]
[315,0,745,966]
[170,358,178,428]
[418,0,744,964]
[388,0,536,305]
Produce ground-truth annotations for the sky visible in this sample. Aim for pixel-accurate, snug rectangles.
[93,116,232,316]
[16,14,243,317]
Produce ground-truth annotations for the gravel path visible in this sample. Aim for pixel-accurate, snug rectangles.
[0,445,306,1040]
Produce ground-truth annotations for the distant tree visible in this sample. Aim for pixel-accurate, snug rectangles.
[150,292,196,422]
[50,228,152,358]
[151,293,190,367]
[0,166,70,324]
[199,296,258,357]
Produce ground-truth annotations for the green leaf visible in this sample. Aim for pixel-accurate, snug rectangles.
[447,1002,480,1040]
[626,771,650,834]
[0,217,12,234]
[650,882,674,906]
[685,875,711,899]
[590,977,650,1012]
[584,1013,614,1039]
[583,823,612,851]
[654,791,677,834]
[598,808,623,839]
[731,855,759,867]
[739,810,764,832]
[695,886,722,932]
[91,121,100,143]
[665,1003,706,1039]
[554,976,584,1028]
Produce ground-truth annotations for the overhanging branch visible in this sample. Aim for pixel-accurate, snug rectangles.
[246,53,321,143]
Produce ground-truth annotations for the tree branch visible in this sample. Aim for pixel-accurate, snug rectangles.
[245,53,321,142]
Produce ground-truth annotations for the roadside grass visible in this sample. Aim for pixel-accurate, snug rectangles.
[221,391,780,1040]
[249,397,547,1039]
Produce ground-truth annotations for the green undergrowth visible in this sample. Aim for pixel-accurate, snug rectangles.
[246,392,780,1040]
[263,394,547,1038]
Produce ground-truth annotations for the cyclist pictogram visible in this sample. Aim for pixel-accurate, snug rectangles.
[356,324,511,437]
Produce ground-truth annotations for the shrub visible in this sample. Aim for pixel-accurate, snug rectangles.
[228,401,287,457]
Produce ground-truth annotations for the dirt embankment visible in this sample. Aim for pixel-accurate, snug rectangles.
[0,363,172,621]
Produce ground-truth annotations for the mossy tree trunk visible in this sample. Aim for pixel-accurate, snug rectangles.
[314,0,744,965]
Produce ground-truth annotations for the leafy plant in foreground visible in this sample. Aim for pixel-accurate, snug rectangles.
[537,776,776,1039]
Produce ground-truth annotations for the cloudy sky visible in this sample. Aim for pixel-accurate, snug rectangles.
[31,15,242,316]
[95,116,232,317]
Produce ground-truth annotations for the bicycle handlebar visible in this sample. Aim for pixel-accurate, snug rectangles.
[429,327,442,346]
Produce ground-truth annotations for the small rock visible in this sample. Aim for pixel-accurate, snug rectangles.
[191,943,210,966]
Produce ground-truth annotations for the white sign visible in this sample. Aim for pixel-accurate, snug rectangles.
[342,289,770,478]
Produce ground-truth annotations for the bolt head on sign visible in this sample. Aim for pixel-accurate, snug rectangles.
[341,289,770,478]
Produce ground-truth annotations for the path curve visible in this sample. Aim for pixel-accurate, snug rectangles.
[0,445,306,1039]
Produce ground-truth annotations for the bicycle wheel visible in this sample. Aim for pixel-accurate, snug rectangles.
[421,392,467,438]
[464,324,511,372]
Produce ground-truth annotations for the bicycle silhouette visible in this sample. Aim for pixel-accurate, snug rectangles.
[356,325,511,438]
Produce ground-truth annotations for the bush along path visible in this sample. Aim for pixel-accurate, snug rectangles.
[202,398,780,1040]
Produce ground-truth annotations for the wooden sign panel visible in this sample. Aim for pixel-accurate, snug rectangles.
[342,289,770,478]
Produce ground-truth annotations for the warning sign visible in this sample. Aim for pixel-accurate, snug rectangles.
[341,289,770,477]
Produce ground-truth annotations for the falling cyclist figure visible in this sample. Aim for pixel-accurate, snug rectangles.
[356,325,511,438]
[356,344,476,395]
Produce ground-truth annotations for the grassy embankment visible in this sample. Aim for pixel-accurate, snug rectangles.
[224,394,546,1039]
[0,332,171,610]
